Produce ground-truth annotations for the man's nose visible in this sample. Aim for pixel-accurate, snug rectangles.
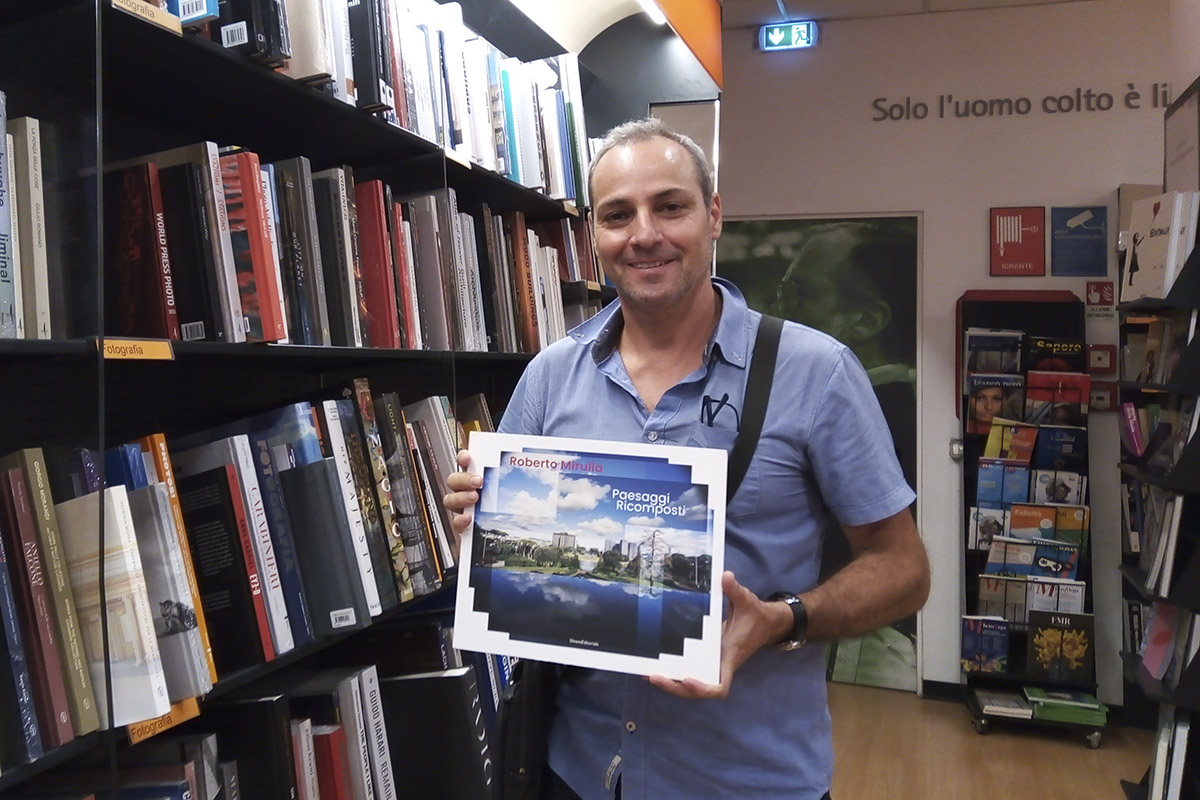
[629,210,664,247]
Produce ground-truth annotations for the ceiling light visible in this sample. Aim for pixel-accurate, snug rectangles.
[637,0,667,25]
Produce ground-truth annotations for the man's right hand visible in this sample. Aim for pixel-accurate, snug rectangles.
[443,449,481,535]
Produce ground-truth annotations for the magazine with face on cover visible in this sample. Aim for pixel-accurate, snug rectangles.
[453,432,726,684]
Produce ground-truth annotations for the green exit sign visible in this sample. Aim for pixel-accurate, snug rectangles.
[758,21,817,51]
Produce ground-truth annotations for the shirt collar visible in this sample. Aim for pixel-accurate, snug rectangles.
[569,277,755,370]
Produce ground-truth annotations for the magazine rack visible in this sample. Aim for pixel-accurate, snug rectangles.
[956,291,1102,745]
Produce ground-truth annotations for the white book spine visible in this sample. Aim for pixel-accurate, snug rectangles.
[230,434,295,653]
[281,0,335,83]
[342,675,376,800]
[291,718,320,800]
[0,94,14,339]
[8,117,49,339]
[463,38,495,171]
[260,168,291,344]
[357,665,396,800]
[321,400,383,616]
[105,486,173,727]
[199,142,246,342]
[6,133,22,338]
[331,167,364,346]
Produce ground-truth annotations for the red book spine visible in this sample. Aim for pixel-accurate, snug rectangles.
[220,151,286,342]
[313,725,352,800]
[147,162,182,340]
[0,468,74,746]
[389,203,418,349]
[354,180,400,349]
[510,212,540,353]
[224,464,275,662]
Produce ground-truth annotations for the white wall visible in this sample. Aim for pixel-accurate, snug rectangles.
[1170,0,1200,92]
[720,0,1170,700]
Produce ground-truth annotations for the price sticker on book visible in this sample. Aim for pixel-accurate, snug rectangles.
[100,338,176,361]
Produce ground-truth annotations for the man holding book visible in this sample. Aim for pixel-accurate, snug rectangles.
[443,119,929,800]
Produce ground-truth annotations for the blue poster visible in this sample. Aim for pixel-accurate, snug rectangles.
[1050,206,1108,276]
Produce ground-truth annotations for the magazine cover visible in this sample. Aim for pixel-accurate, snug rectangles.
[454,432,727,683]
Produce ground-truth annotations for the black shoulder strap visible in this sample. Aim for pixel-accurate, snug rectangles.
[728,314,784,503]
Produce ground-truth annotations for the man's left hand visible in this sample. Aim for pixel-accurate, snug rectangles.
[647,570,792,700]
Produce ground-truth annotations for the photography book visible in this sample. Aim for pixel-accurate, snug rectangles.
[453,432,726,684]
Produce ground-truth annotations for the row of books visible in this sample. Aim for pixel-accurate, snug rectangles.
[965,370,1092,434]
[0,378,487,769]
[972,685,1107,726]
[1122,308,1195,385]
[0,101,47,340]
[1119,397,1196,466]
[1125,479,1189,597]
[968,501,1090,550]
[978,418,1088,472]
[977,573,1087,623]
[961,609,1096,683]
[1134,602,1200,687]
[1120,190,1200,304]
[197,0,593,206]
[974,461,1088,511]
[962,327,1087,392]
[7,659,497,800]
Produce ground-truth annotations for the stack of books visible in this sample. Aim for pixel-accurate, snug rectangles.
[1023,687,1108,726]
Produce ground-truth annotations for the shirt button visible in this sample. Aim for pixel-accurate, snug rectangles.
[625,721,637,733]
[647,432,658,442]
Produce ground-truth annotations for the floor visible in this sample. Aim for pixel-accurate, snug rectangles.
[828,683,1154,798]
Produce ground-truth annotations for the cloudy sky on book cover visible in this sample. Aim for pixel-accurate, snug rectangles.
[454,432,726,683]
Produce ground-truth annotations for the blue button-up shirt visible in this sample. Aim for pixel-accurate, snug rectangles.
[498,278,915,799]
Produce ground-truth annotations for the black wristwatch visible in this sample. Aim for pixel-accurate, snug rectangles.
[767,591,808,651]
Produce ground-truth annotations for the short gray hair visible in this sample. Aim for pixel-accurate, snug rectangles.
[587,118,715,208]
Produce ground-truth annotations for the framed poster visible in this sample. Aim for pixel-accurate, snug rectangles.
[716,215,920,692]
[991,206,1046,276]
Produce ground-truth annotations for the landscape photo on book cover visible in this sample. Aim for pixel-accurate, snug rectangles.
[454,432,726,683]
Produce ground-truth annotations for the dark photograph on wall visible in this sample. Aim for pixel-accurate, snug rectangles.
[716,215,920,692]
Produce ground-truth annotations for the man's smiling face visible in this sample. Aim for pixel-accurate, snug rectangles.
[590,137,722,315]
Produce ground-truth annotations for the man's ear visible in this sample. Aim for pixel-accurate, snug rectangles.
[709,193,723,239]
[847,299,891,340]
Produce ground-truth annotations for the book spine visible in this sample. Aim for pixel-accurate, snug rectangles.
[105,486,173,726]
[354,180,400,349]
[247,429,314,647]
[406,422,454,574]
[298,158,331,346]
[0,530,42,762]
[401,218,423,349]
[147,163,182,340]
[231,435,294,654]
[357,665,396,800]
[389,204,416,349]
[321,399,383,616]
[260,166,290,344]
[249,153,287,341]
[0,93,15,338]
[224,463,276,661]
[4,132,22,338]
[309,172,351,346]
[343,674,376,800]
[18,449,99,735]
[3,468,74,746]
[312,724,352,800]
[140,434,219,684]
[354,380,413,602]
[9,117,49,339]
[375,395,439,594]
[291,717,318,800]
[344,166,369,346]
[201,142,244,341]
[337,398,399,612]
[510,212,539,352]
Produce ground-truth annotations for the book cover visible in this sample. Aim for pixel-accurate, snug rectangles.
[1024,334,1088,373]
[1052,505,1090,547]
[1006,503,1056,540]
[0,528,42,765]
[976,574,1025,621]
[158,162,225,342]
[960,616,1008,673]
[104,162,181,340]
[981,418,1036,462]
[136,433,219,685]
[374,393,441,595]
[1121,192,1188,302]
[454,432,726,683]
[990,206,1045,276]
[353,379,414,602]
[1031,469,1087,505]
[126,483,210,703]
[984,536,1036,577]
[205,695,298,800]
[317,399,383,617]
[0,467,74,746]
[0,448,99,735]
[56,487,172,728]
[972,687,1033,719]
[176,466,273,673]
[1026,609,1095,683]
[272,156,331,346]
[1030,538,1081,580]
[312,724,352,800]
[963,327,1023,388]
[1002,463,1031,506]
[1031,424,1088,473]
[966,375,1024,434]
[1022,686,1102,708]
[1025,370,1091,426]
[173,436,294,656]
[277,459,371,639]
